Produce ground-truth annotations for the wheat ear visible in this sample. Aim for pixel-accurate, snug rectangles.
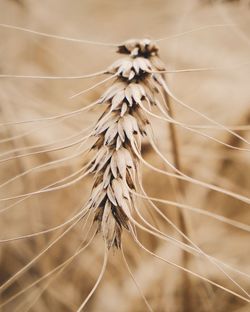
[83,39,167,248]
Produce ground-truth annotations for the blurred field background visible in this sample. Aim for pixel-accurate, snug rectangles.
[0,0,250,311]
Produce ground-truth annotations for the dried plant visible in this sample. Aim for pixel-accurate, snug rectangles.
[0,1,250,311]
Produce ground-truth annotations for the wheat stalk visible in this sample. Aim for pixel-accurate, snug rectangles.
[84,39,191,254]
[85,39,162,249]
[74,38,250,309]
[0,7,250,309]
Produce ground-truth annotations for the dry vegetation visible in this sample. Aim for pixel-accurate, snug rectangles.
[0,0,250,311]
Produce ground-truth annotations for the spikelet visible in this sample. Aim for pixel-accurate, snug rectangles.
[86,39,167,248]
